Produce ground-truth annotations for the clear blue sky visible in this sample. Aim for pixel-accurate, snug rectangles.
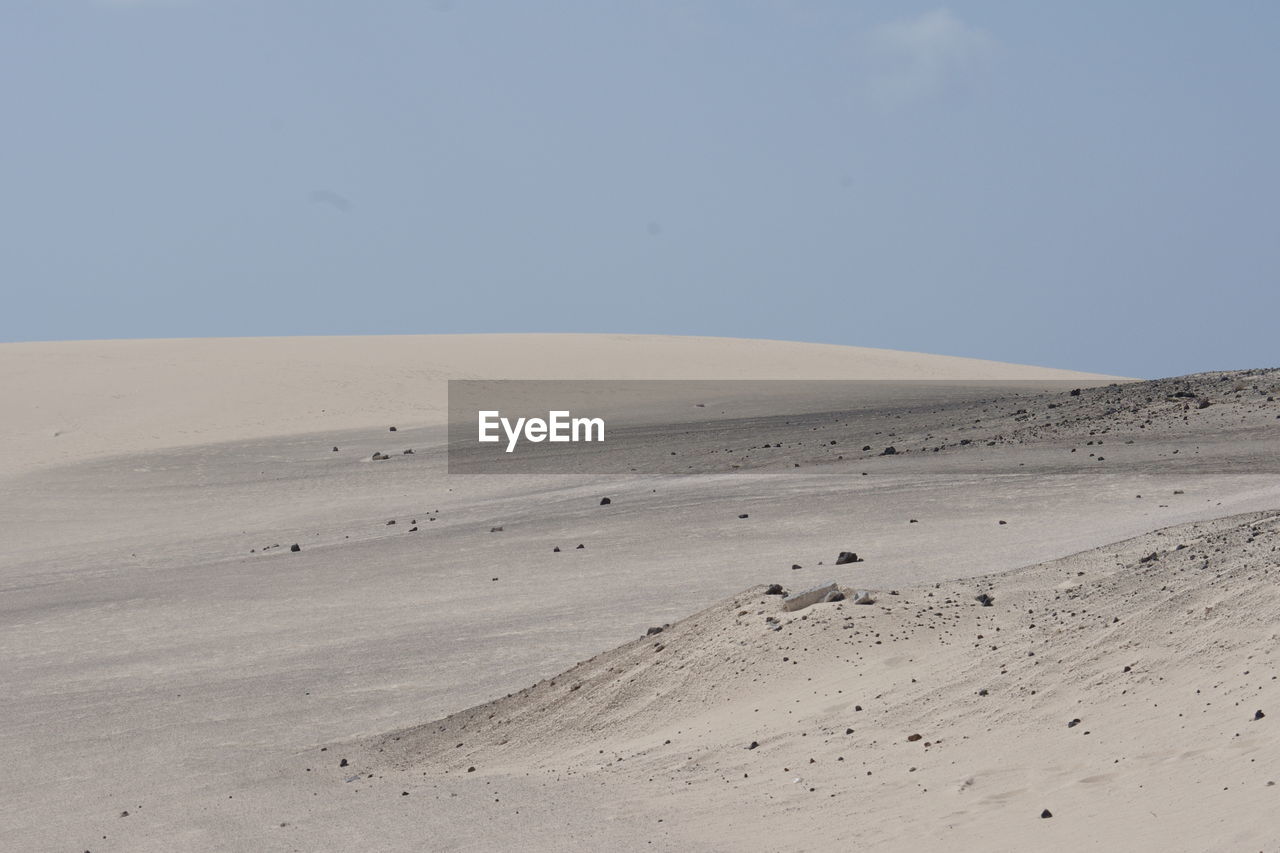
[3,1,1277,377]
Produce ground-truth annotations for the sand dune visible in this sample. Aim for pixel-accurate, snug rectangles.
[0,334,1119,476]
[367,512,1280,851]
[1,336,1276,852]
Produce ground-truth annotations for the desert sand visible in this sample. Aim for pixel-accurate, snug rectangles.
[1,335,1277,852]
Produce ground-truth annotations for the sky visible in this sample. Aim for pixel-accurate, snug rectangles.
[2,1,1277,377]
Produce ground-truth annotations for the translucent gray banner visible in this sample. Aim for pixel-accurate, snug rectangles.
[439,378,1216,475]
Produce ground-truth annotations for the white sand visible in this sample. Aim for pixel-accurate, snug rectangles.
[0,334,1117,475]
[1,335,1275,852]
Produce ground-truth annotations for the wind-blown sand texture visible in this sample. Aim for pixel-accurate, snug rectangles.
[1,335,1276,852]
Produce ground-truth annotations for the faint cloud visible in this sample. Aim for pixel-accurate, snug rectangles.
[863,9,994,104]
[309,190,354,214]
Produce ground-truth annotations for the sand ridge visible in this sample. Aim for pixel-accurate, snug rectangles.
[0,334,1122,478]
[358,512,1280,851]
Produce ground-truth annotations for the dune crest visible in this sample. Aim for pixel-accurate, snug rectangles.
[0,334,1120,476]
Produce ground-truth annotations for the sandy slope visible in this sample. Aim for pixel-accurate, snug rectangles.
[1,336,1276,852]
[367,511,1280,852]
[0,334,1118,476]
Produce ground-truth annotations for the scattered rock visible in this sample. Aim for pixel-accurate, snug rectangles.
[553,546,561,553]
[784,581,841,612]
[823,590,845,603]
[1067,718,1081,728]
[880,446,897,456]
[747,741,759,750]
[290,544,300,553]
[974,593,994,607]
[600,497,611,506]
[906,733,923,742]
[1041,809,1053,819]
[835,551,862,565]
[738,513,749,519]
[389,426,398,431]
[764,584,786,596]
[576,544,585,550]
[1255,710,1266,721]
[851,590,876,605]
[339,758,349,767]
[490,526,504,533]
[332,446,339,452]
[646,626,664,636]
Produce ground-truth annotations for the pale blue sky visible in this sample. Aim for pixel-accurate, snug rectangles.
[3,1,1277,377]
